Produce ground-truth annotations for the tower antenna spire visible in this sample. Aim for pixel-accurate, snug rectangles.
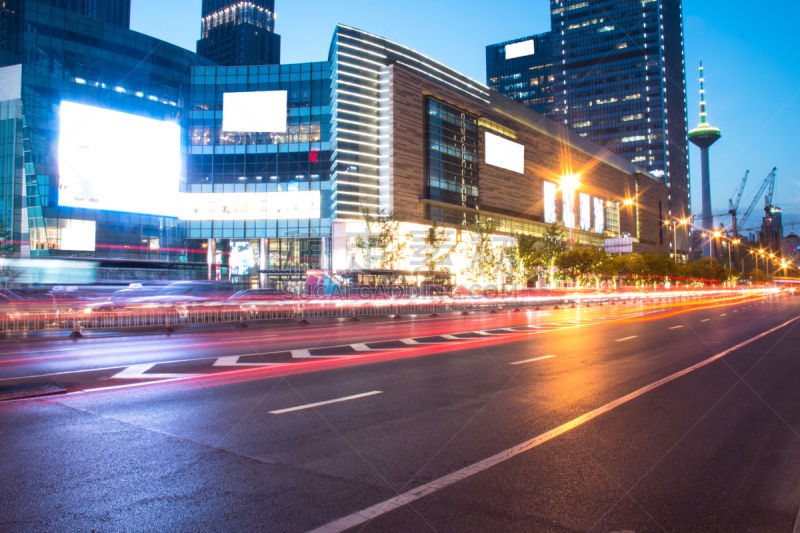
[699,61,707,124]
[689,60,722,259]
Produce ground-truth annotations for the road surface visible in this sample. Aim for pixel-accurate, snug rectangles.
[0,292,798,532]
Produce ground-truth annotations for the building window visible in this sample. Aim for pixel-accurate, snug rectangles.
[605,203,620,236]
[593,197,604,233]
[543,181,557,224]
[426,98,480,212]
[562,187,575,229]
[579,193,591,231]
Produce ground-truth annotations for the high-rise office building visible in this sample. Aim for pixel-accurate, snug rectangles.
[488,0,690,253]
[485,33,554,116]
[84,0,130,28]
[196,0,280,66]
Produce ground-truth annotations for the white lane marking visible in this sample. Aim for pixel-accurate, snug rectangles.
[701,319,711,322]
[669,326,684,330]
[307,316,800,533]
[615,336,638,342]
[270,391,382,414]
[351,344,374,352]
[212,356,286,367]
[440,334,462,340]
[510,355,556,365]
[111,363,201,379]
[721,314,727,316]
[399,338,420,345]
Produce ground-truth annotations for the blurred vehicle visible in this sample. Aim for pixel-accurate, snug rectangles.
[88,281,236,310]
[229,288,295,301]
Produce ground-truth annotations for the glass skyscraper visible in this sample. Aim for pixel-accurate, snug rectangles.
[485,33,554,116]
[196,0,280,66]
[487,0,690,253]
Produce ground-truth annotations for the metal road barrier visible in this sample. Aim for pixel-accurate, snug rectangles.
[0,290,763,337]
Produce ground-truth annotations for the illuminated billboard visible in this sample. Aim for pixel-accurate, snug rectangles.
[58,101,181,217]
[179,191,321,221]
[505,40,535,60]
[485,131,524,174]
[223,91,287,133]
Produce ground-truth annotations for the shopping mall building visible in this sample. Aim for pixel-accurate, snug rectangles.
[0,2,670,286]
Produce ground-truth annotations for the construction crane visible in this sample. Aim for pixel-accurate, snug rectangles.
[728,170,749,238]
[764,167,778,218]
[737,167,777,233]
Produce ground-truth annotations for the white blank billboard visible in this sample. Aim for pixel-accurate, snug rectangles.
[505,40,535,60]
[485,132,525,174]
[58,101,181,217]
[223,91,287,133]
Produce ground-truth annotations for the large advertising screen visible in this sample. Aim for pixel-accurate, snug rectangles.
[58,101,181,217]
[223,91,287,133]
[485,131,525,174]
[505,40,535,60]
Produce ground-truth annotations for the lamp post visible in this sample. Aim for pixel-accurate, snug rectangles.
[731,239,740,271]
[713,231,722,262]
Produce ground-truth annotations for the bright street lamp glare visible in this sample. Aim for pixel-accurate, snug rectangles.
[560,174,580,190]
[623,198,634,206]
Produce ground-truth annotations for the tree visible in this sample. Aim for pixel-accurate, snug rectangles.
[534,224,565,287]
[749,268,769,283]
[556,247,609,288]
[422,219,453,274]
[355,208,410,270]
[462,218,502,285]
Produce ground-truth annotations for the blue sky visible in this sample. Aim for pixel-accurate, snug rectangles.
[130,0,800,235]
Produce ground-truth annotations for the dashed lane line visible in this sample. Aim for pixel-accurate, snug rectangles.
[307,315,800,533]
[615,336,638,342]
[269,391,382,414]
[701,319,711,322]
[669,326,684,330]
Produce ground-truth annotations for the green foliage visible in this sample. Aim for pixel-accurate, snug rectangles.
[534,224,565,286]
[749,268,769,283]
[463,218,502,284]
[355,208,410,270]
[422,219,453,273]
[556,247,609,287]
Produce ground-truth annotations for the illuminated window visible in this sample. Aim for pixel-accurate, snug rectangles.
[593,198,604,233]
[563,187,575,229]
[579,193,591,231]
[605,203,620,236]
[543,181,557,224]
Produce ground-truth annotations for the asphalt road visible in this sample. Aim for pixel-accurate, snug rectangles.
[0,292,799,532]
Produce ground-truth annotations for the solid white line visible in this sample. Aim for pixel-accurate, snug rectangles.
[615,336,638,342]
[701,319,711,322]
[510,355,556,365]
[270,391,382,414]
[306,316,800,533]
[669,326,684,330]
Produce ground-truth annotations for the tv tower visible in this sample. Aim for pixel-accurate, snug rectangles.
[688,61,721,258]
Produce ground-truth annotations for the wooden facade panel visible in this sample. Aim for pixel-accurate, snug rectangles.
[388,65,669,254]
